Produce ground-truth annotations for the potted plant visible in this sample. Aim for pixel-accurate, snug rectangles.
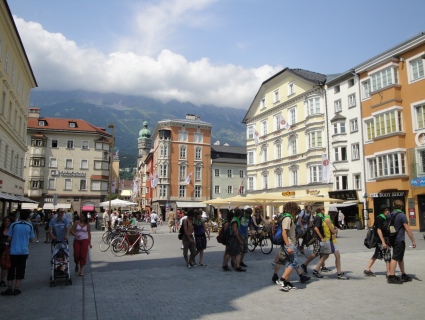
[354,214,362,230]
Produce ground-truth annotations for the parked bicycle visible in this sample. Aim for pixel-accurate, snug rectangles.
[247,225,273,254]
[110,227,154,256]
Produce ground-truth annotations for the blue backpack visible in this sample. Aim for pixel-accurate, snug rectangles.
[272,214,292,245]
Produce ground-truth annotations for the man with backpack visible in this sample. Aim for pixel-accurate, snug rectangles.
[387,200,416,284]
[364,205,392,277]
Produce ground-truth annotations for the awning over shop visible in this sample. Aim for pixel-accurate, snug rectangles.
[333,201,359,208]
[0,192,37,203]
[120,190,131,197]
[21,203,39,210]
[176,201,206,208]
[43,203,72,210]
[81,205,95,211]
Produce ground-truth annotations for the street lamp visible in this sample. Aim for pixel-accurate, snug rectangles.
[108,124,115,217]
[363,192,369,229]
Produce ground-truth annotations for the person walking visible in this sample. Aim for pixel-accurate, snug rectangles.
[1,210,35,296]
[0,216,15,287]
[150,211,159,234]
[70,212,92,277]
[182,210,198,268]
[193,209,209,266]
[49,209,71,242]
[30,209,41,242]
[228,208,245,272]
[102,210,110,231]
[168,209,176,233]
[238,206,252,268]
[221,211,234,271]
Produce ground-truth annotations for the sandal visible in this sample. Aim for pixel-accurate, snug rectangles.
[198,263,207,267]
[0,281,6,287]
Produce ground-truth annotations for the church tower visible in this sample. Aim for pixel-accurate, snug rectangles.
[138,121,152,158]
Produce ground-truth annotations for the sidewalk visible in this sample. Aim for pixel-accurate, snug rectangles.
[2,224,424,320]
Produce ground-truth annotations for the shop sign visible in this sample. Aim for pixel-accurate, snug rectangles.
[51,170,86,177]
[328,190,358,200]
[410,177,425,187]
[369,191,407,198]
[282,191,295,196]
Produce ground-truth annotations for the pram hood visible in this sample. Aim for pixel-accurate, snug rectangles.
[52,243,69,258]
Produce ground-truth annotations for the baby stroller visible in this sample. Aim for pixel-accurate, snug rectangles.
[50,241,72,287]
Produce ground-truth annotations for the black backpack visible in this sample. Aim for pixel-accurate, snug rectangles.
[364,226,378,249]
[302,225,316,247]
[178,220,187,240]
[216,221,231,245]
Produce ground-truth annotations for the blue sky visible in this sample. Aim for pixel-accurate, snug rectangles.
[8,0,425,109]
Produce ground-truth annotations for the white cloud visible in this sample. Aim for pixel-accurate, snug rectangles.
[15,15,281,109]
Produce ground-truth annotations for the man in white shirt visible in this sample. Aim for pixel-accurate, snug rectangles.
[102,210,110,231]
[150,211,159,234]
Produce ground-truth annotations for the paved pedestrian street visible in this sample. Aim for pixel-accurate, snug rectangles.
[2,223,424,320]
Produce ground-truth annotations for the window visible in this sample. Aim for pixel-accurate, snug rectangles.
[307,97,321,115]
[91,181,101,191]
[178,132,188,141]
[290,169,298,186]
[362,81,370,99]
[195,186,202,198]
[179,186,186,197]
[81,159,89,169]
[348,78,355,87]
[159,185,167,197]
[334,85,340,93]
[94,161,108,170]
[275,171,282,188]
[195,167,202,181]
[350,119,358,132]
[214,169,220,177]
[30,157,45,167]
[334,147,347,161]
[309,166,322,183]
[160,144,168,157]
[353,174,361,190]
[38,120,45,126]
[48,178,56,190]
[67,140,74,149]
[333,122,346,135]
[80,179,87,191]
[288,81,295,95]
[227,186,233,194]
[352,144,360,160]
[81,141,89,150]
[49,158,58,168]
[4,145,8,168]
[366,120,375,141]
[179,166,186,181]
[274,114,281,131]
[239,170,244,178]
[410,58,425,81]
[194,133,203,142]
[273,89,279,103]
[416,104,425,129]
[31,139,44,147]
[307,131,322,148]
[260,97,265,109]
[334,99,342,113]
[261,120,267,136]
[289,107,296,125]
[275,143,282,159]
[195,147,201,160]
[335,176,348,190]
[247,177,254,191]
[65,159,73,169]
[262,147,268,162]
[366,110,403,139]
[368,152,406,179]
[348,94,356,108]
[247,126,254,139]
[214,185,220,194]
[64,178,72,191]
[1,91,6,115]
[30,180,44,189]
[95,142,102,150]
[289,138,297,155]
[69,122,76,128]
[248,151,254,165]
[239,186,245,195]
[160,164,168,177]
[227,169,232,177]
[370,66,398,92]
[262,175,268,190]
[179,146,186,159]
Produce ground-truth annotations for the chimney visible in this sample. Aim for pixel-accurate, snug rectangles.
[28,108,41,119]
[186,114,198,120]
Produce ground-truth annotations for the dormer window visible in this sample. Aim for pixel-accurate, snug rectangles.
[69,122,77,128]
[38,120,46,126]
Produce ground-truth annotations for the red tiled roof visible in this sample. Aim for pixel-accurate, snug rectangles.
[28,117,112,136]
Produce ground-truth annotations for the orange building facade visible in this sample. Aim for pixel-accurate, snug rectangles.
[357,32,425,231]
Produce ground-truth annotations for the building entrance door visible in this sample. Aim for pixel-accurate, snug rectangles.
[418,195,425,232]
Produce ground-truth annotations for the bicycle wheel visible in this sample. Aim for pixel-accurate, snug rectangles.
[111,237,129,256]
[260,236,273,254]
[141,234,154,251]
[248,235,256,252]
[99,239,110,252]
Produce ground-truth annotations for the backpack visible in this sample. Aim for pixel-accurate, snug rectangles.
[302,225,316,247]
[272,215,292,245]
[178,220,187,240]
[364,226,378,249]
[216,221,231,245]
[386,211,400,241]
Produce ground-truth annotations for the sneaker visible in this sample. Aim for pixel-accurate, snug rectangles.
[387,275,403,284]
[337,273,350,280]
[301,264,308,274]
[222,266,232,271]
[187,264,192,269]
[401,274,412,282]
[198,263,207,267]
[240,262,248,268]
[312,270,323,278]
[36,240,39,243]
[364,270,376,277]
[300,274,311,283]
[272,274,279,282]
[321,266,331,272]
[235,267,246,272]
[190,262,197,268]
[13,289,21,295]
[284,281,297,290]
[1,288,13,296]
[275,278,285,286]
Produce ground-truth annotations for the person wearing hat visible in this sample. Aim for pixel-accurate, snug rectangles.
[364,204,392,278]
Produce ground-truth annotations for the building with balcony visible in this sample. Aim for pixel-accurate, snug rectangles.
[0,0,37,217]
[150,114,211,218]
[24,108,113,211]
[357,32,425,231]
[243,68,331,216]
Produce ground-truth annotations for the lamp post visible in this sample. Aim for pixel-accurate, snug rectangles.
[108,124,115,217]
[363,192,369,230]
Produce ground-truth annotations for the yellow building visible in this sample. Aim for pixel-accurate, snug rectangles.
[243,68,332,215]
[357,32,425,231]
[0,0,37,217]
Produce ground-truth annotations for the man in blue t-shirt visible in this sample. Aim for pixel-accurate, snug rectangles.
[238,206,252,268]
[1,210,35,296]
[49,209,70,242]
[387,200,416,284]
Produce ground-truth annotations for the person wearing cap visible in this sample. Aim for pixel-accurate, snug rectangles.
[364,204,392,277]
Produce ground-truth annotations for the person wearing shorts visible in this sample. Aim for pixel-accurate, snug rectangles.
[1,210,35,296]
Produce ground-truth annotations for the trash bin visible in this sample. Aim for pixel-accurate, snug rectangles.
[95,217,102,230]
